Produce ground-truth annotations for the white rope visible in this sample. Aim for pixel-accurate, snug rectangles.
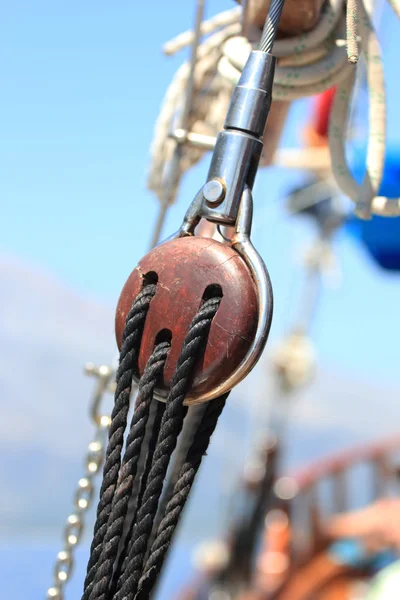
[218,15,352,100]
[347,0,360,63]
[388,0,400,17]
[329,0,400,218]
[147,21,240,204]
[147,0,400,218]
[162,7,241,56]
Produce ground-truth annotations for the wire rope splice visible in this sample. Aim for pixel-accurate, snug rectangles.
[116,49,276,406]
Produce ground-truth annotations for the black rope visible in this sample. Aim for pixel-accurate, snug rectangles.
[135,402,167,519]
[110,400,166,597]
[135,393,228,600]
[88,341,170,600]
[115,295,222,600]
[146,404,207,556]
[82,283,156,600]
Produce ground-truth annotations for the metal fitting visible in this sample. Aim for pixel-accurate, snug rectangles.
[224,51,275,138]
[199,51,276,226]
[203,179,226,206]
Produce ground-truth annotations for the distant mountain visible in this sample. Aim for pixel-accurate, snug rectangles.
[1,254,399,542]
[0,254,115,537]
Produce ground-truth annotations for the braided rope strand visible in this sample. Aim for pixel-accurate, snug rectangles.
[110,400,166,597]
[115,296,222,600]
[347,0,359,63]
[88,342,171,600]
[135,394,228,599]
[81,284,156,600]
[146,404,207,555]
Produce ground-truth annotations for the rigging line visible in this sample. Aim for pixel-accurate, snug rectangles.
[110,401,166,598]
[81,283,156,600]
[114,295,222,600]
[87,342,171,600]
[241,0,251,38]
[259,0,286,53]
[149,0,205,248]
[136,394,228,599]
[347,0,360,63]
[292,257,323,335]
[146,404,208,557]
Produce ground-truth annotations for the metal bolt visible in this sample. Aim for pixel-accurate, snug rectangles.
[203,179,226,206]
[171,128,187,144]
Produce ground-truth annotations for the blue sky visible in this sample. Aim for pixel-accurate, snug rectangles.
[1,0,400,385]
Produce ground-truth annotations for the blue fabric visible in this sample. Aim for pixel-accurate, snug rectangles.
[345,145,400,271]
[347,215,400,270]
[329,538,398,573]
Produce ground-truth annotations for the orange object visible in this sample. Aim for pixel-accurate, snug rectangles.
[304,88,336,148]
[264,510,291,554]
[314,88,337,138]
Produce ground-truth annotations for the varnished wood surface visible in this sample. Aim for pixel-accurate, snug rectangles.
[116,237,258,403]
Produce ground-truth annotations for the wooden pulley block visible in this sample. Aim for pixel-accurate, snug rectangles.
[239,0,325,36]
[115,236,259,405]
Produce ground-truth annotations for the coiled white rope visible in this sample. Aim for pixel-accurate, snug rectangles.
[162,6,242,56]
[147,0,400,218]
[218,7,352,100]
[147,13,240,205]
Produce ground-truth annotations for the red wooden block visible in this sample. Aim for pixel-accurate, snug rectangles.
[115,236,258,404]
[240,0,325,35]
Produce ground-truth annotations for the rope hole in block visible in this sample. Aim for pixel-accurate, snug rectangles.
[201,283,223,303]
[154,328,173,345]
[142,270,158,287]
[191,284,224,378]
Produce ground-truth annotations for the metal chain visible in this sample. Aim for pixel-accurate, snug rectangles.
[46,363,116,600]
